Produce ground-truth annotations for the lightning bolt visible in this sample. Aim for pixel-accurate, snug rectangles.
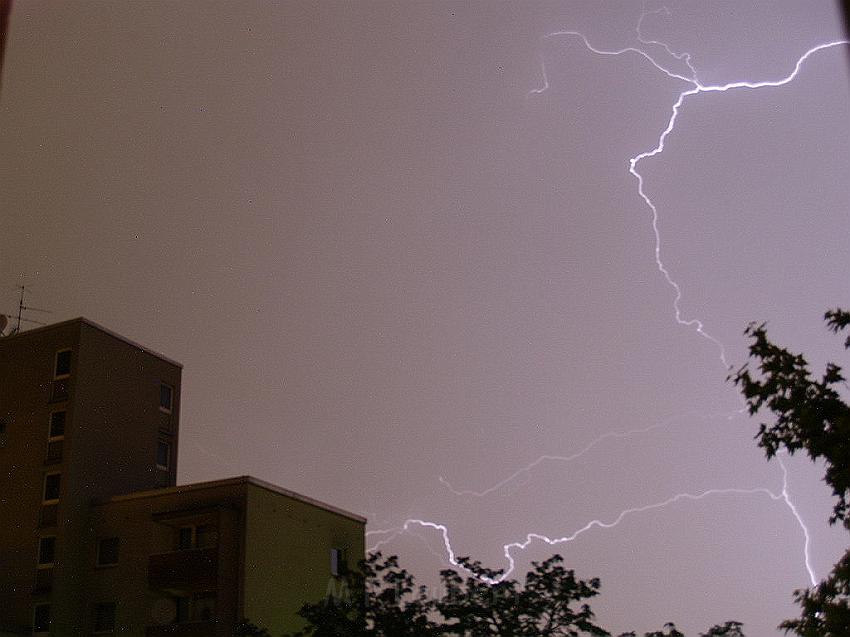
[370,9,840,595]
[438,422,663,498]
[368,452,815,586]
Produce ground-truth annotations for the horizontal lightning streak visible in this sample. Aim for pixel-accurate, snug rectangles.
[368,455,814,586]
[439,423,663,497]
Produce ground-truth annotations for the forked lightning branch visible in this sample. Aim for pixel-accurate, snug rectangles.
[368,9,847,590]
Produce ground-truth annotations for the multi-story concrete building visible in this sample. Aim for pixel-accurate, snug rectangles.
[0,318,365,636]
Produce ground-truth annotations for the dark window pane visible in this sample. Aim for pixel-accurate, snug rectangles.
[159,383,173,411]
[49,411,65,438]
[97,538,120,566]
[54,350,71,377]
[175,597,190,623]
[43,474,61,501]
[156,441,170,469]
[33,604,50,632]
[93,602,116,632]
[0,417,7,434]
[38,537,56,565]
[177,527,193,550]
[195,525,217,548]
[193,593,216,622]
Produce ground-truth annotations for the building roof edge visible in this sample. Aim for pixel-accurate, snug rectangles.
[95,475,367,524]
[0,316,183,368]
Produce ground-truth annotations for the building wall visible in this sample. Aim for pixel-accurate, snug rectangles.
[1,319,366,636]
[0,319,182,635]
[242,482,365,635]
[0,320,81,634]
[88,482,246,637]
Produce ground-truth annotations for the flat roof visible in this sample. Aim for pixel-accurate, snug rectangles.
[0,316,182,368]
[98,475,367,524]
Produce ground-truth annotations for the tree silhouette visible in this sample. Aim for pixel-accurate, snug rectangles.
[285,551,743,637]
[731,308,850,635]
[437,554,608,636]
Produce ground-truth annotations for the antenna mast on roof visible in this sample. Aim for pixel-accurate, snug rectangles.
[1,285,50,336]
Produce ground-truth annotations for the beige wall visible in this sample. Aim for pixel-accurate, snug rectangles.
[88,482,246,637]
[242,483,365,635]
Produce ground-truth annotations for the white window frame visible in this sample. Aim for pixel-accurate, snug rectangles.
[42,472,61,505]
[53,349,72,379]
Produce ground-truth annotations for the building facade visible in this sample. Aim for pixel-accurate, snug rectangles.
[0,319,365,636]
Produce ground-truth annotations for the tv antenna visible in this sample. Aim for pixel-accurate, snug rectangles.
[1,285,50,336]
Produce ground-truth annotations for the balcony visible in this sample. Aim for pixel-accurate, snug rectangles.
[148,548,218,592]
[145,622,216,637]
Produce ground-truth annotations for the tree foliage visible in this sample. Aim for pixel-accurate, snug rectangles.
[731,308,850,635]
[281,551,741,637]
[437,554,608,636]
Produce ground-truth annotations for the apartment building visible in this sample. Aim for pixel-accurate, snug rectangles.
[0,318,365,636]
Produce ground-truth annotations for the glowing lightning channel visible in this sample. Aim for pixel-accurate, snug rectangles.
[439,422,663,498]
[368,462,816,586]
[778,453,816,586]
[369,21,840,592]
[532,27,848,370]
[439,409,743,498]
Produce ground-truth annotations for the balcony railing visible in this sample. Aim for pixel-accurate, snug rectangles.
[148,548,218,592]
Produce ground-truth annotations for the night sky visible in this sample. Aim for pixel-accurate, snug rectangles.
[2,2,849,634]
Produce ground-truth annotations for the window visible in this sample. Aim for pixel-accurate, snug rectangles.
[48,411,66,439]
[156,440,170,471]
[192,593,216,622]
[96,537,120,567]
[177,524,217,550]
[175,596,190,623]
[37,536,56,567]
[54,349,72,378]
[177,526,194,550]
[330,547,346,577]
[173,593,216,623]
[159,383,173,413]
[33,604,50,634]
[0,416,7,434]
[43,473,61,503]
[93,602,116,633]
